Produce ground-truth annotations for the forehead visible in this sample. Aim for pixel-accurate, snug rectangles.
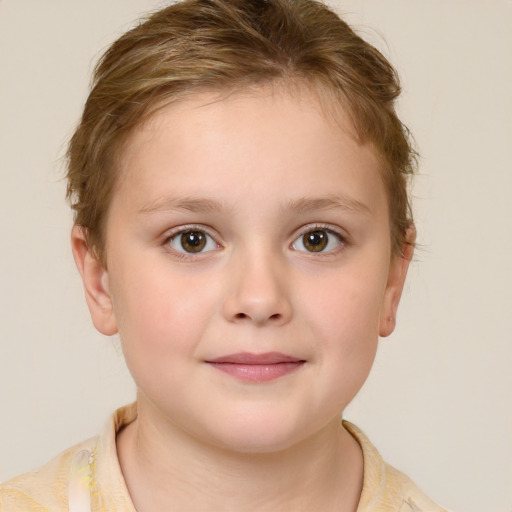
[114,87,386,216]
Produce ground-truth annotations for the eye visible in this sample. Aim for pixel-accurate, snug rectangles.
[168,229,219,254]
[292,228,343,253]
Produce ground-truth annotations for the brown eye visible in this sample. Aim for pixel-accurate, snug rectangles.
[180,231,206,252]
[292,228,343,253]
[168,229,218,254]
[302,230,328,252]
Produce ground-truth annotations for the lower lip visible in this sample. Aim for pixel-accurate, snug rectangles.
[207,362,304,382]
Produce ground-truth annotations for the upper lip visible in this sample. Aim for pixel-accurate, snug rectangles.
[206,352,304,364]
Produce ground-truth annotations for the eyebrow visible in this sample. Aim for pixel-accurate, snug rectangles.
[138,194,371,216]
[139,196,233,215]
[282,195,372,216]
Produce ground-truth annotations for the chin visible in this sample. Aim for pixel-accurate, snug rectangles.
[205,410,311,455]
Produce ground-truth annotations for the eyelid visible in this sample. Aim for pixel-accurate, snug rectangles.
[164,223,219,239]
[163,224,222,257]
[160,222,348,257]
[290,223,348,253]
[293,223,347,240]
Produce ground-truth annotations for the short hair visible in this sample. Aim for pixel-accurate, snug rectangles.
[66,0,416,264]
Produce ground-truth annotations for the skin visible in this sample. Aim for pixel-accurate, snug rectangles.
[72,87,414,511]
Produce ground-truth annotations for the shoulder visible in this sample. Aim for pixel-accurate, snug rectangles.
[382,463,448,512]
[0,403,137,512]
[343,421,449,512]
[0,437,96,512]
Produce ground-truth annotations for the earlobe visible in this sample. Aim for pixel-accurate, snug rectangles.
[379,225,416,338]
[71,226,118,336]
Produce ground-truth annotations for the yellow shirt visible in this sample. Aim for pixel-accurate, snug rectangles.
[0,404,447,512]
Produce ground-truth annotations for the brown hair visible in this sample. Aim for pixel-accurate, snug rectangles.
[66,0,416,263]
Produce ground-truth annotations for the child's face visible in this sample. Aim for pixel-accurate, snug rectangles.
[75,87,410,452]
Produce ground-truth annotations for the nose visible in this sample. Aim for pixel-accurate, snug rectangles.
[222,250,293,326]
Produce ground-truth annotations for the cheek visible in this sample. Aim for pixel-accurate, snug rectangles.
[109,260,220,360]
[319,289,380,375]
[304,267,386,341]
[299,265,386,390]
[313,300,380,413]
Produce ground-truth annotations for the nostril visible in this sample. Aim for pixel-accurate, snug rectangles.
[234,312,282,321]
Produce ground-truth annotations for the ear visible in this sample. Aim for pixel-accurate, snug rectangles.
[71,226,118,336]
[379,225,416,338]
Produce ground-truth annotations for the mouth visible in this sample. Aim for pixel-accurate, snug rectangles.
[205,352,306,383]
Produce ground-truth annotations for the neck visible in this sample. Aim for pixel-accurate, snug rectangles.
[117,400,363,512]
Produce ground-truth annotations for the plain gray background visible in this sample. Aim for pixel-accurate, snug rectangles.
[1,1,511,511]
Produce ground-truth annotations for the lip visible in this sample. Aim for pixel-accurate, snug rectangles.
[205,352,306,382]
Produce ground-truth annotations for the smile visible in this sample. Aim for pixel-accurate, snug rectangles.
[205,352,306,383]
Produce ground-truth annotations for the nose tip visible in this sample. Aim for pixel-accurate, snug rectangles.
[223,259,292,326]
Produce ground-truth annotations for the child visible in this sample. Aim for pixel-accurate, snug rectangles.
[0,0,448,510]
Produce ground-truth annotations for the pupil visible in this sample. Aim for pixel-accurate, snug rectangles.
[181,231,206,252]
[304,230,327,252]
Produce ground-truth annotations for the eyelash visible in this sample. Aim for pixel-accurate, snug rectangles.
[291,224,347,255]
[162,223,348,259]
[163,224,221,260]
